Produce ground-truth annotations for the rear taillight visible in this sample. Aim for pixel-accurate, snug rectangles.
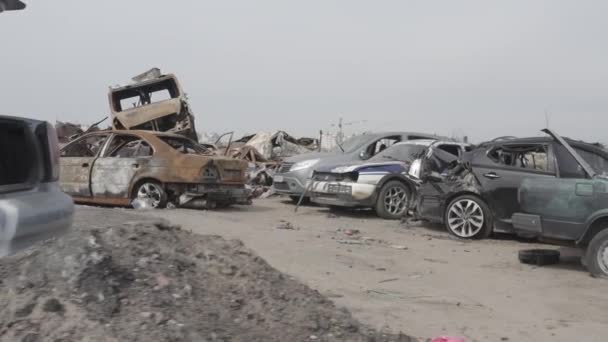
[36,122,60,182]
[46,122,60,181]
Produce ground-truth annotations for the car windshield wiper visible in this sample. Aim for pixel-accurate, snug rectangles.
[381,155,399,161]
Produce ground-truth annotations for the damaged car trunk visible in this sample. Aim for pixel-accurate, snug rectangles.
[109,68,198,141]
[59,130,250,209]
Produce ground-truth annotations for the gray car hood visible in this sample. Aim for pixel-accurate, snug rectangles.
[284,151,358,166]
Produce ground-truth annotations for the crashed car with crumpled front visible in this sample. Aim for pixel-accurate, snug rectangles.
[60,130,250,209]
[310,140,470,219]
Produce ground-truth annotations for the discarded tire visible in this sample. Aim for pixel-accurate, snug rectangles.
[518,249,560,266]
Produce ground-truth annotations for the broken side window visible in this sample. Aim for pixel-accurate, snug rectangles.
[366,136,401,157]
[555,144,587,178]
[369,144,427,162]
[488,144,548,172]
[105,135,153,158]
[160,136,208,155]
[574,147,608,177]
[61,135,109,157]
[112,78,180,112]
[437,144,460,157]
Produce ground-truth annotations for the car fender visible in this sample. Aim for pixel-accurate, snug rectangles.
[577,210,608,244]
[375,174,419,201]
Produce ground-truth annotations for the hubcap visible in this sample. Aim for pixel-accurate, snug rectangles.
[136,183,163,208]
[383,186,407,216]
[598,242,608,275]
[447,199,484,238]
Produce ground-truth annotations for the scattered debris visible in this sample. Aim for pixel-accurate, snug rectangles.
[0,220,415,342]
[337,239,363,245]
[431,337,466,342]
[344,229,360,236]
[518,249,560,266]
[276,220,299,230]
[378,278,400,284]
[390,245,408,250]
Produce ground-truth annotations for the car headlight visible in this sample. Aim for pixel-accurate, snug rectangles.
[291,159,320,172]
[409,159,422,179]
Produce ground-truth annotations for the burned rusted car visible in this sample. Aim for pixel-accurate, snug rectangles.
[59,130,250,209]
[109,68,198,141]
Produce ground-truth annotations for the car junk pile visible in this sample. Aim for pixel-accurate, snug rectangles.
[49,68,608,278]
[298,128,608,278]
[55,69,322,207]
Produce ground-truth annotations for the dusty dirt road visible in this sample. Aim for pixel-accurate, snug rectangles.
[76,198,608,342]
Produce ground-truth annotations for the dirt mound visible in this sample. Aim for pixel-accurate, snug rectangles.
[0,220,415,342]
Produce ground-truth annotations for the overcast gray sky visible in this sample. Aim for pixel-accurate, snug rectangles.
[1,0,607,142]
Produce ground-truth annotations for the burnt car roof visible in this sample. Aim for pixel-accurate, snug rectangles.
[109,74,179,92]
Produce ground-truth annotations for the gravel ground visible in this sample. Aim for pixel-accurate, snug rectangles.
[131,197,608,342]
[0,216,413,342]
[6,197,606,342]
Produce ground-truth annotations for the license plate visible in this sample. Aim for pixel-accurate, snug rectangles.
[274,175,284,183]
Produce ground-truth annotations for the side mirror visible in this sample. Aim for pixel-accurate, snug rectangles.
[359,150,370,160]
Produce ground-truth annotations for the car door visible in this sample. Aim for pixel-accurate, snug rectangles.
[60,133,110,197]
[472,142,557,231]
[90,133,154,200]
[416,143,466,221]
[517,142,608,239]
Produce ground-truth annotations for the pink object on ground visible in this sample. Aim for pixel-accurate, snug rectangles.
[431,337,465,342]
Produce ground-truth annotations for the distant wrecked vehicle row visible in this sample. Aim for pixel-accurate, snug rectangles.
[277,129,608,277]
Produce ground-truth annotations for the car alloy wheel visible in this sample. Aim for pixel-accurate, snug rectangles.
[383,186,408,216]
[136,182,164,208]
[447,199,485,238]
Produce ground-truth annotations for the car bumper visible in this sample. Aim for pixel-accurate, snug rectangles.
[0,183,74,256]
[310,181,377,207]
[183,184,252,205]
[272,174,308,196]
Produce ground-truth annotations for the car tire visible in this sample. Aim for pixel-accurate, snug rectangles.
[375,181,410,220]
[444,195,493,239]
[518,249,560,266]
[584,228,608,278]
[132,181,167,209]
[290,195,309,204]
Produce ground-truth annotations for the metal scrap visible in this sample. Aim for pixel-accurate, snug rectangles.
[108,68,198,141]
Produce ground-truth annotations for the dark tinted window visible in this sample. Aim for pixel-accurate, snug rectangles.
[0,121,37,186]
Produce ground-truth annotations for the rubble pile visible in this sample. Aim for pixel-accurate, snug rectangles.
[0,221,414,342]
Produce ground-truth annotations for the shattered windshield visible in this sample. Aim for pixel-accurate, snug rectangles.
[160,136,208,155]
[369,143,428,162]
[331,135,371,153]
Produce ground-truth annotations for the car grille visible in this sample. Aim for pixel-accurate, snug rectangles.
[278,162,294,173]
[273,182,290,190]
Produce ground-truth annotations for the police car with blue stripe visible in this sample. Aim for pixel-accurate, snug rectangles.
[310,140,469,219]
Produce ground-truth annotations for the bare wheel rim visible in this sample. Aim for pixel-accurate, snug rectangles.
[598,241,608,275]
[137,183,163,208]
[447,199,485,238]
[383,186,407,216]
